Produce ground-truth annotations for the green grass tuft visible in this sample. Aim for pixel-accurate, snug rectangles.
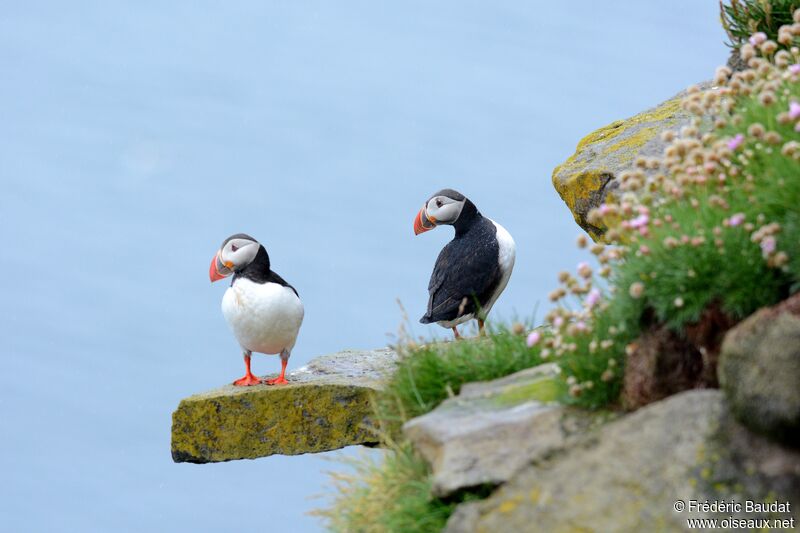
[375,328,550,436]
[721,0,800,48]
[314,441,488,533]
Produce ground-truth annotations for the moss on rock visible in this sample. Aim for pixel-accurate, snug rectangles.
[171,348,397,463]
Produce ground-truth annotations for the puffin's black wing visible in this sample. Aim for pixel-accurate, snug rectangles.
[421,225,501,324]
[267,270,299,297]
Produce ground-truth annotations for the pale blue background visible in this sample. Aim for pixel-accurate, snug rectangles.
[1,2,723,532]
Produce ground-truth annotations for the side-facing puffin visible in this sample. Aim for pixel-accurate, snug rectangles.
[209,234,304,386]
[413,189,515,339]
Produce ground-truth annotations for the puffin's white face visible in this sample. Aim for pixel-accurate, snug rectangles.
[425,195,465,224]
[210,235,259,282]
[413,190,467,235]
[219,237,259,269]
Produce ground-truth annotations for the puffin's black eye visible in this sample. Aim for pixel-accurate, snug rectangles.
[231,244,238,252]
[436,199,443,208]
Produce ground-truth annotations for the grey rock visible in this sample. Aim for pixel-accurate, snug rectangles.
[719,293,800,446]
[727,47,749,73]
[171,348,397,463]
[446,390,800,533]
[446,502,482,533]
[403,364,610,496]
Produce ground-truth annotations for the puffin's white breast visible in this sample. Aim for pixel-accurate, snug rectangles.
[484,219,516,312]
[221,278,304,355]
[436,313,475,329]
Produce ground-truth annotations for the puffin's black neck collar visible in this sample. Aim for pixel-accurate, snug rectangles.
[452,199,482,237]
[233,245,271,284]
[230,245,300,296]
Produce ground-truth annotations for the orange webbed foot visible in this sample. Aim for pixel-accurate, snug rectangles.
[233,373,261,386]
[264,376,289,385]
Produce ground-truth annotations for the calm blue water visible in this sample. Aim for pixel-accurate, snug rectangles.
[1,2,722,531]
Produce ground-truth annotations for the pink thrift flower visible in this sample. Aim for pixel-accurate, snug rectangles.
[629,214,649,228]
[749,32,767,46]
[526,331,541,347]
[586,288,601,308]
[575,321,587,332]
[795,122,800,132]
[727,133,744,150]
[727,213,745,226]
[789,101,800,120]
[761,236,777,256]
[790,64,800,75]
[629,281,645,299]
[553,316,564,328]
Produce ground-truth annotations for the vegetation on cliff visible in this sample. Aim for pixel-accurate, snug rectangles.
[315,330,545,532]
[315,442,462,533]
[557,11,800,405]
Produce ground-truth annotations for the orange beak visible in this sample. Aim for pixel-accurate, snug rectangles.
[414,206,436,235]
[209,252,230,282]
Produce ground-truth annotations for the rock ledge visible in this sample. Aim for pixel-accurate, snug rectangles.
[403,364,610,496]
[171,348,397,463]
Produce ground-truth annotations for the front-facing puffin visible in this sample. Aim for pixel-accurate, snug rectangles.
[414,189,515,339]
[209,234,304,386]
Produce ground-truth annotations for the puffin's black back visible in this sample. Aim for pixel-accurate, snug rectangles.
[421,211,501,324]
[233,245,299,296]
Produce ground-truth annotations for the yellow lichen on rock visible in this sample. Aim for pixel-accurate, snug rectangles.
[552,168,613,238]
[575,120,627,151]
[551,89,693,237]
[606,125,658,164]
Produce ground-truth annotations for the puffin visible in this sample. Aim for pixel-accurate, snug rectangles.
[209,234,304,386]
[413,189,516,339]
